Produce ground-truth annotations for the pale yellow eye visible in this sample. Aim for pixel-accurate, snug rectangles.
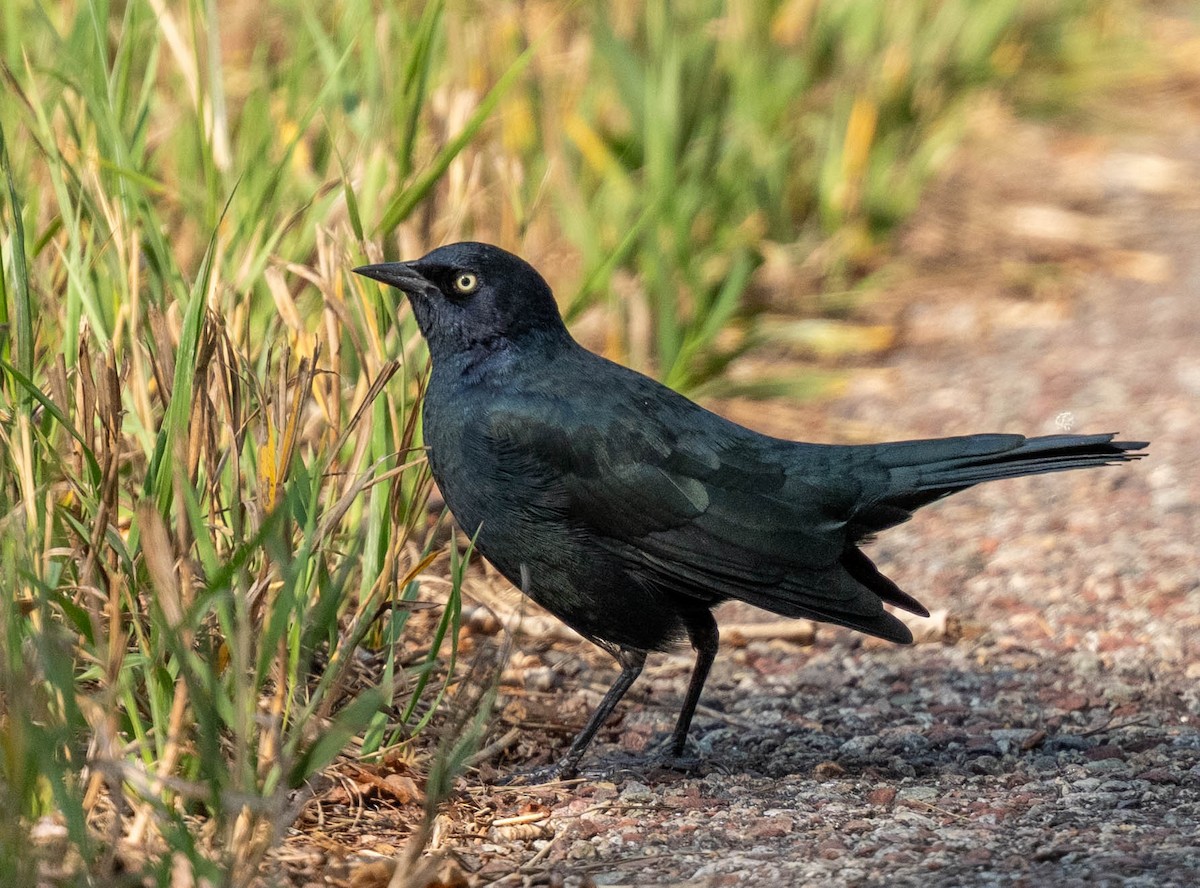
[452,272,478,294]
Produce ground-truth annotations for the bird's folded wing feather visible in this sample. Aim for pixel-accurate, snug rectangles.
[483,395,909,636]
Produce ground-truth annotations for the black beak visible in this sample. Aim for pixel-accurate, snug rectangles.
[353,262,433,295]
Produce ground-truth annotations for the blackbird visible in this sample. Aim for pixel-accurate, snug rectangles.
[355,242,1146,779]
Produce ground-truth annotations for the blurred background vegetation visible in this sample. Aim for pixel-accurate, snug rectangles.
[0,0,1143,883]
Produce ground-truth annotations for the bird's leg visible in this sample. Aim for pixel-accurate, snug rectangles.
[668,609,720,758]
[553,646,646,779]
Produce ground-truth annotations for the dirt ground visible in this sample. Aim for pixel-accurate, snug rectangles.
[289,23,1200,888]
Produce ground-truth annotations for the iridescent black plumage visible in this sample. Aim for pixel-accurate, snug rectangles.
[356,242,1147,778]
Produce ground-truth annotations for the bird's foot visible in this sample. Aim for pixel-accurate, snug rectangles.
[492,739,707,786]
[492,760,581,787]
[644,743,704,775]
[655,751,704,773]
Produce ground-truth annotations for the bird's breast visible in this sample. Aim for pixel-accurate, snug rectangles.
[422,386,535,537]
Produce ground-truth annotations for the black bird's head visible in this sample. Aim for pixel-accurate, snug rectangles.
[354,242,569,362]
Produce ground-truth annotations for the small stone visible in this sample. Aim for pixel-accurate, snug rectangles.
[925,726,968,747]
[970,755,1003,775]
[748,814,794,840]
[1033,845,1072,862]
[522,666,559,692]
[966,735,1001,756]
[592,782,619,802]
[817,839,845,860]
[896,785,938,803]
[1104,682,1138,705]
[868,787,897,806]
[990,728,1038,755]
[813,760,846,779]
[840,735,879,756]
[1069,791,1119,808]
[885,732,930,753]
[1055,693,1090,712]
[567,840,597,860]
[618,781,654,803]
[1136,768,1178,784]
[1021,730,1048,751]
[964,847,993,864]
[1084,744,1125,762]
[1045,734,1090,752]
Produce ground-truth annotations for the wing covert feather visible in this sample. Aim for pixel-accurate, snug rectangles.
[484,398,854,593]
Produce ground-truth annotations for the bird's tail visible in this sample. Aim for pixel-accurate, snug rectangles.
[882,432,1147,509]
[822,433,1146,645]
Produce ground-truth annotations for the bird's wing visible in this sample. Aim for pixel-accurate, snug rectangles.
[483,389,915,642]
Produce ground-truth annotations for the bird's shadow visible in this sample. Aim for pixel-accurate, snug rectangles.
[492,658,1167,785]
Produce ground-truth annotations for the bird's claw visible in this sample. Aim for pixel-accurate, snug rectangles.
[652,750,703,773]
[492,761,578,787]
[645,736,705,774]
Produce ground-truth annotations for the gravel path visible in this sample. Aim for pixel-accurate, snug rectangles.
[437,76,1200,888]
